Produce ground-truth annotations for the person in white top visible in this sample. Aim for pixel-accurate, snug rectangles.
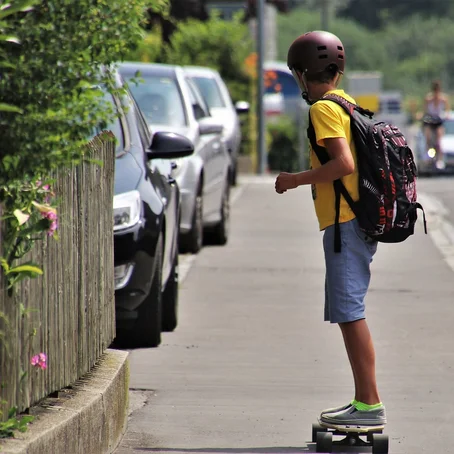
[423,80,451,169]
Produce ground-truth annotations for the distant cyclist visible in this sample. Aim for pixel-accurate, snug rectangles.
[422,80,450,169]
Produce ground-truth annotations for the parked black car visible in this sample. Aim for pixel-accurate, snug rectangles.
[102,70,194,348]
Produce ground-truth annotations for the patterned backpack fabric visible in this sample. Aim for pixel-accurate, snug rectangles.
[308,93,427,253]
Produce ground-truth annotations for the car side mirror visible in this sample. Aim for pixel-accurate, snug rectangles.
[198,117,224,136]
[147,131,194,160]
[235,100,250,114]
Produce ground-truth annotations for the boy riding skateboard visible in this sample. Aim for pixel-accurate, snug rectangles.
[274,31,386,427]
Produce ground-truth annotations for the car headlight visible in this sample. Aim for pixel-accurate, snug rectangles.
[114,263,134,290]
[427,148,437,158]
[113,190,141,231]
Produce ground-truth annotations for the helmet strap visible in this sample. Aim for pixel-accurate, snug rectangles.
[302,91,314,106]
[300,73,315,105]
[291,68,313,105]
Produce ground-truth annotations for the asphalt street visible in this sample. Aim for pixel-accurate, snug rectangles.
[114,174,454,454]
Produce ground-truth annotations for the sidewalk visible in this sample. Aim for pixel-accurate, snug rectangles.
[117,175,454,454]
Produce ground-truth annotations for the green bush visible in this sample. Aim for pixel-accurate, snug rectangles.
[0,0,159,282]
[0,0,154,178]
[126,29,163,64]
[158,11,255,156]
[267,115,300,172]
[160,11,253,102]
[0,0,39,113]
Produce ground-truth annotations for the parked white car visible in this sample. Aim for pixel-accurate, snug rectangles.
[184,66,249,186]
[119,62,232,254]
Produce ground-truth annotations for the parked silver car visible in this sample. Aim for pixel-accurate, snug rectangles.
[184,66,249,186]
[118,62,232,254]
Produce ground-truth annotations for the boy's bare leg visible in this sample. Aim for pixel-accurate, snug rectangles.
[339,319,380,405]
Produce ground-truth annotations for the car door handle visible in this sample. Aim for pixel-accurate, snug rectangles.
[168,177,176,185]
[171,162,177,170]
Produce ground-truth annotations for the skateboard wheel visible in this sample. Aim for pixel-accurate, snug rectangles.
[367,428,383,442]
[312,423,327,442]
[371,433,389,454]
[316,431,332,453]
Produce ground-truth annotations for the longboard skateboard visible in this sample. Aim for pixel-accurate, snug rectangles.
[312,418,389,453]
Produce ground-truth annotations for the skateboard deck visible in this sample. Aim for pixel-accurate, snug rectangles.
[317,417,385,433]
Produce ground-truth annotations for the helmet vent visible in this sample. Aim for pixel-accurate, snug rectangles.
[337,46,343,51]
[338,55,344,59]
[317,45,327,51]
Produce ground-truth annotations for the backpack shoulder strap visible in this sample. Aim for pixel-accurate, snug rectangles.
[321,93,374,119]
[307,104,359,212]
[307,108,329,165]
[307,105,360,253]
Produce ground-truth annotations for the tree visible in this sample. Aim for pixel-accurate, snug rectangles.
[161,12,253,101]
[339,0,453,30]
[277,9,386,72]
[147,0,208,42]
[0,0,39,113]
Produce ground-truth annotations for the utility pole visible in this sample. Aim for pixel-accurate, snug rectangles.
[256,0,266,174]
[321,0,330,30]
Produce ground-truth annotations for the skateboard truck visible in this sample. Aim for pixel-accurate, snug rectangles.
[312,421,389,453]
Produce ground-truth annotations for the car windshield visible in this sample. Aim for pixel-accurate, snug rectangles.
[125,74,187,127]
[264,69,300,97]
[191,76,226,109]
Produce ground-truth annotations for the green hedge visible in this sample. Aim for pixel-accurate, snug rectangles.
[267,115,300,172]
[0,0,163,286]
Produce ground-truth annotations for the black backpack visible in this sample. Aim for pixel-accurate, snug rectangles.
[308,93,427,253]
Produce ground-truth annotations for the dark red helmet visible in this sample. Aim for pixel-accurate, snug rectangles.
[287,31,345,76]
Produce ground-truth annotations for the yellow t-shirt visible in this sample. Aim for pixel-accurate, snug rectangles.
[309,89,359,231]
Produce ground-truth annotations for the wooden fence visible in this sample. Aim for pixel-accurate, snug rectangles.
[0,134,116,419]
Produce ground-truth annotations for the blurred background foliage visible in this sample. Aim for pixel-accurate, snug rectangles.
[130,0,454,162]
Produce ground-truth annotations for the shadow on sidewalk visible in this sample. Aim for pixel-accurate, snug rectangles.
[134,447,311,453]
[133,444,373,453]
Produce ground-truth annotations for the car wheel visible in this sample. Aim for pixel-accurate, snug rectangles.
[161,245,178,332]
[211,180,230,245]
[127,233,163,348]
[231,163,238,186]
[181,184,203,254]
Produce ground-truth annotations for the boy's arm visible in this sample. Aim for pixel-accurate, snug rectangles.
[295,137,354,185]
[275,137,354,193]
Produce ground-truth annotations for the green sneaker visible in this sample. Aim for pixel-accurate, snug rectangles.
[320,404,387,426]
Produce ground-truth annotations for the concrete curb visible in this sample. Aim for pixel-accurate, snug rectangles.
[0,349,129,454]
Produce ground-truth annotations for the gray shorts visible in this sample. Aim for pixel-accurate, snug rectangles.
[323,218,377,324]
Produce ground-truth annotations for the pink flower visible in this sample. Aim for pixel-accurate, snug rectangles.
[47,219,58,237]
[31,352,47,370]
[33,203,59,236]
[36,180,50,191]
[46,211,57,221]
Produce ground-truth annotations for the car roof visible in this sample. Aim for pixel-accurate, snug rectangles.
[184,66,220,78]
[264,60,292,74]
[118,61,183,77]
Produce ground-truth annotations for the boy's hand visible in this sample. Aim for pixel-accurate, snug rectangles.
[275,172,297,194]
